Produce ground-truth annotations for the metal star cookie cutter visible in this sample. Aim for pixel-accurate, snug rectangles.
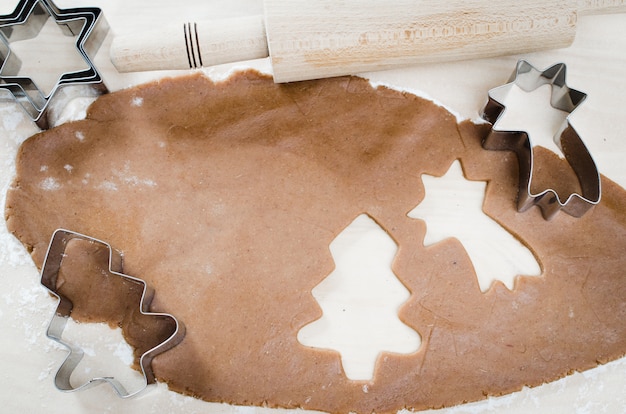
[40,229,186,398]
[0,0,108,129]
[481,59,601,220]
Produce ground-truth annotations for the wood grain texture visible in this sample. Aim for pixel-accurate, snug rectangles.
[109,0,626,80]
[578,0,626,14]
[265,0,579,81]
[110,15,268,72]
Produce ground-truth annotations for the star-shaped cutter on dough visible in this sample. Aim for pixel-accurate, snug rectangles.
[0,0,108,129]
[40,229,186,398]
[481,59,601,220]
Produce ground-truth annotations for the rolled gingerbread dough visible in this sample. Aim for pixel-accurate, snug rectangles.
[5,71,626,413]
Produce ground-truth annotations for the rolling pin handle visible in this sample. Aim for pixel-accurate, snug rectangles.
[110,15,269,73]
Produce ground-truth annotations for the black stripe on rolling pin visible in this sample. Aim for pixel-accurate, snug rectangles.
[184,23,192,68]
[194,23,203,67]
[184,22,199,69]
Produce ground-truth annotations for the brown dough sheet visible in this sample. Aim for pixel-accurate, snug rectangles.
[56,238,178,368]
[5,71,626,413]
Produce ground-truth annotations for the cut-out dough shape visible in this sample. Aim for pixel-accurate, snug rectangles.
[6,71,626,414]
[408,160,541,291]
[297,214,421,381]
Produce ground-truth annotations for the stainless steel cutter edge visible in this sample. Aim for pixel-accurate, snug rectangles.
[40,228,186,398]
[481,59,601,220]
[0,0,108,129]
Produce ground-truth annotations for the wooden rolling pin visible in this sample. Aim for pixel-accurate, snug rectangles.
[110,0,626,82]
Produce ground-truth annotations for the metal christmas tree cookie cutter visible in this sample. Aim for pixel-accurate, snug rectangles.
[40,229,186,398]
[480,59,601,220]
[0,0,108,129]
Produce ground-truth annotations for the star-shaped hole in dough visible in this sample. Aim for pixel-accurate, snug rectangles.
[408,160,541,292]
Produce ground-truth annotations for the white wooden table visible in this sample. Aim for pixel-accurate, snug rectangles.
[0,1,624,413]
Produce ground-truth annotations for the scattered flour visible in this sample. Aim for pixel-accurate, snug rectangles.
[111,341,134,366]
[0,61,624,414]
[0,99,43,141]
[112,161,157,188]
[39,177,62,191]
[82,346,96,357]
[37,361,56,381]
[131,96,144,107]
[0,233,31,267]
[97,180,119,192]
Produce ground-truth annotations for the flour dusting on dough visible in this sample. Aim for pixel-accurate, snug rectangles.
[97,180,118,192]
[4,71,623,412]
[39,177,61,191]
[113,161,157,188]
